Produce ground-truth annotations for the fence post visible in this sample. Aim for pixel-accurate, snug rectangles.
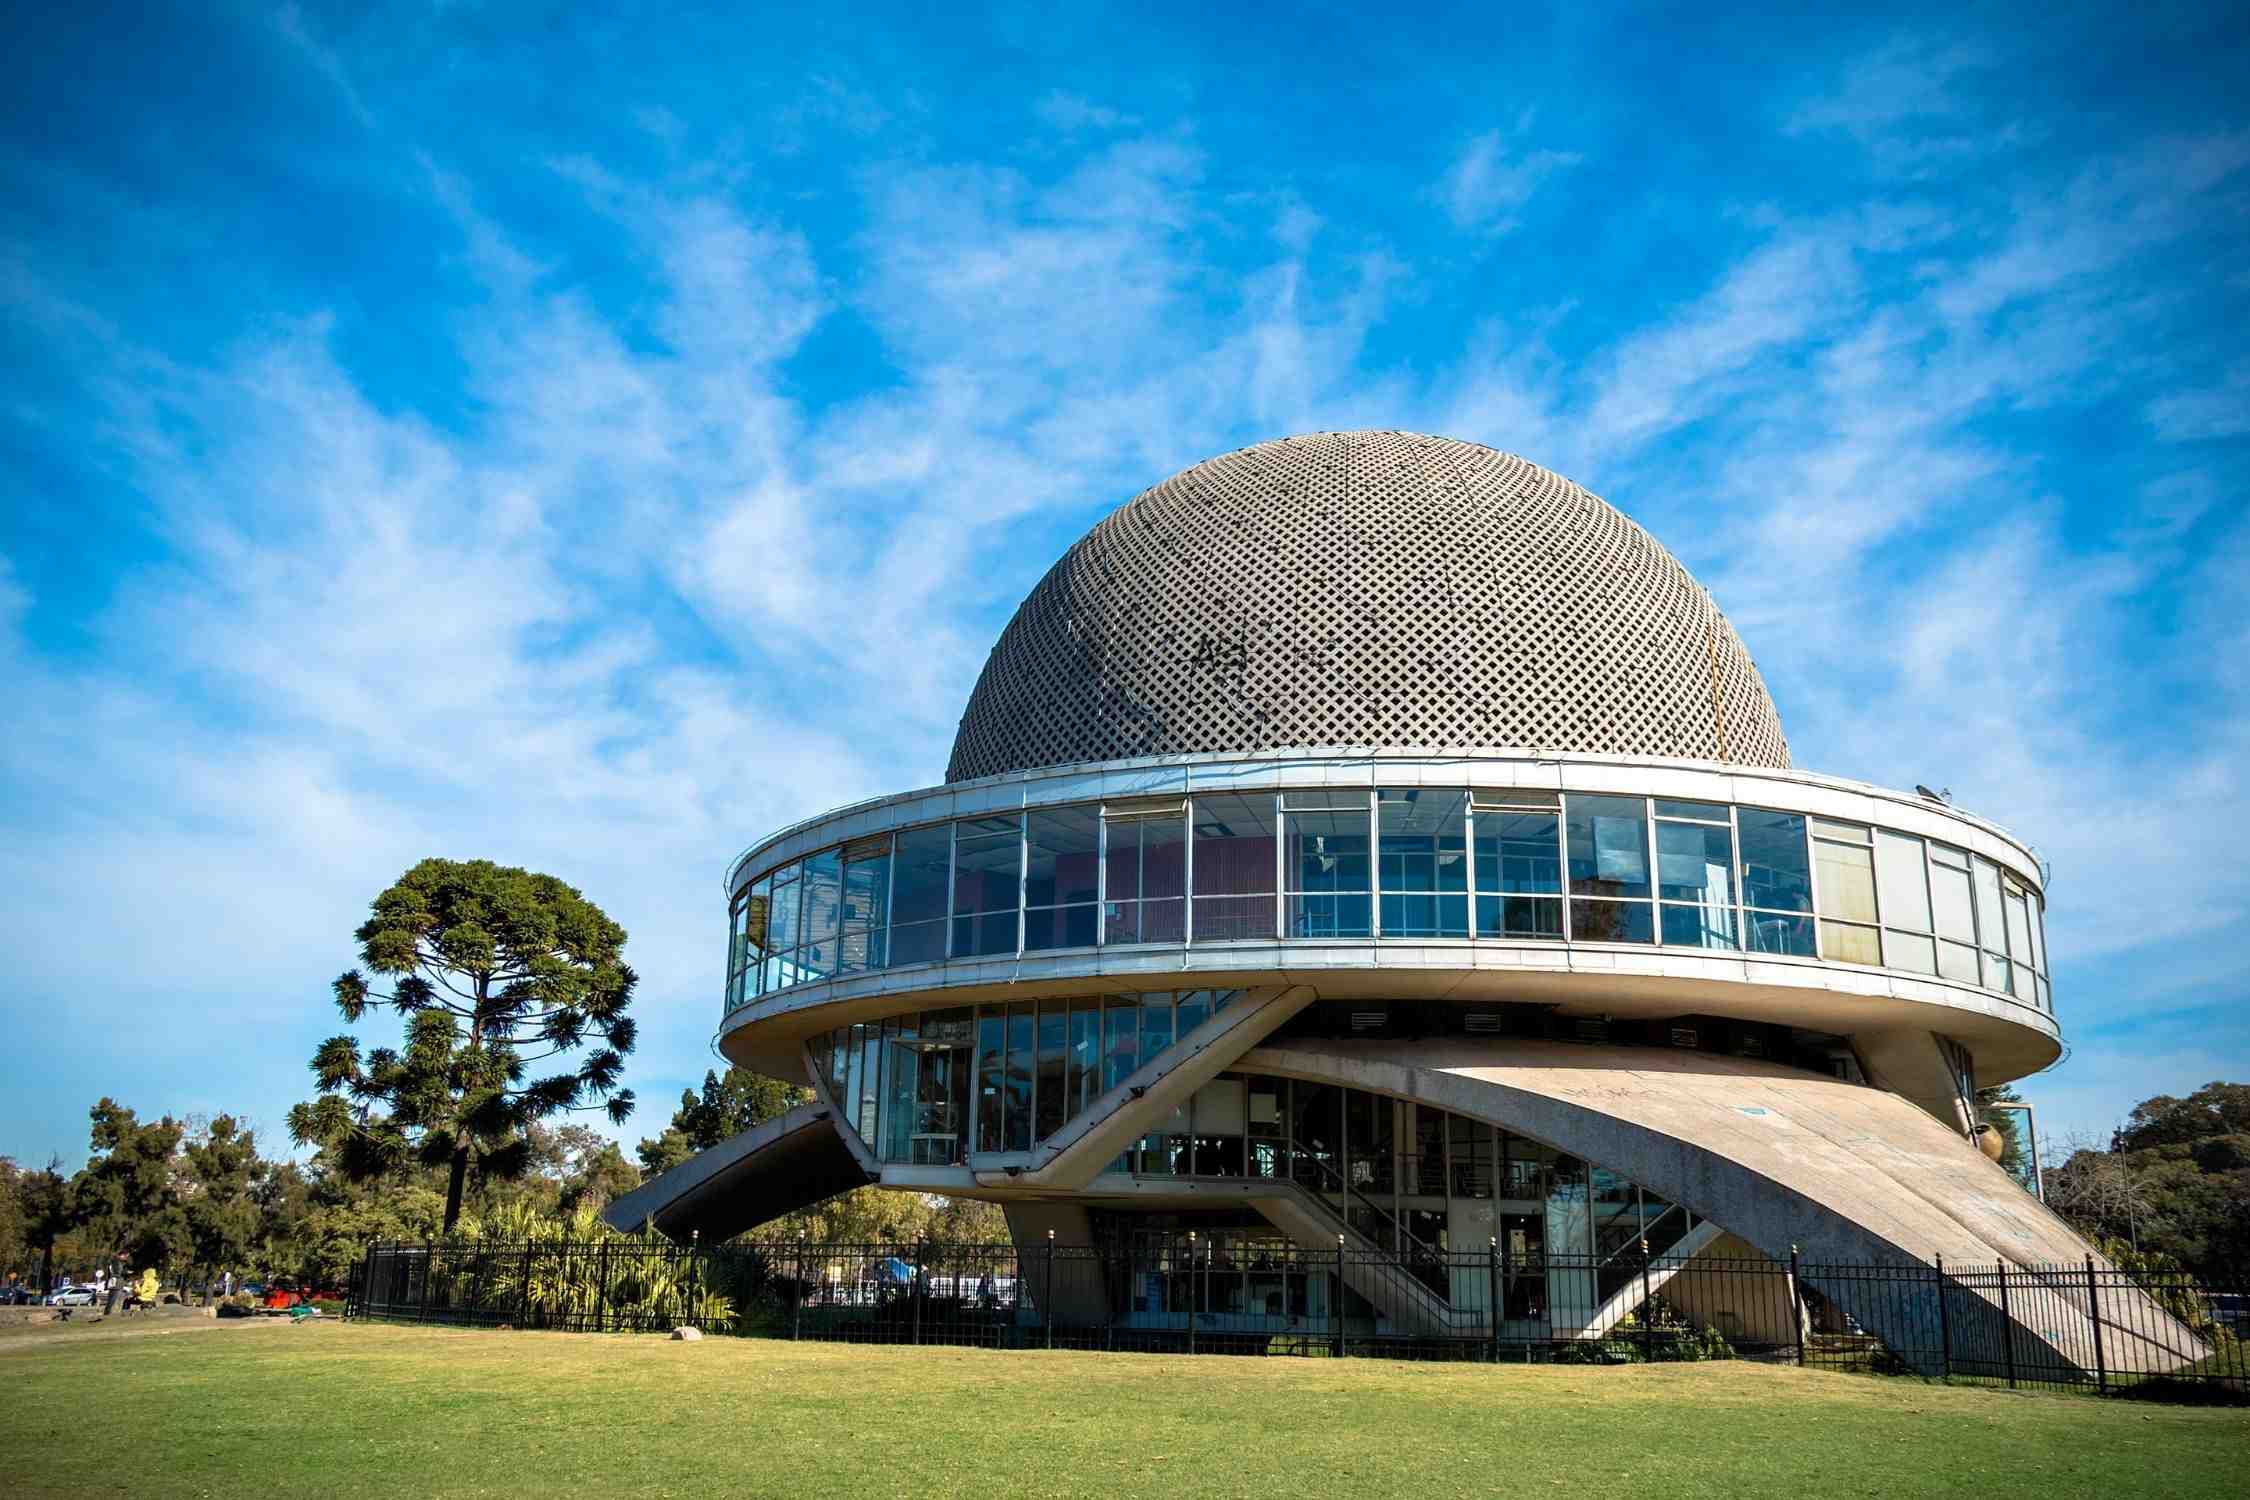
[1185,1232,1196,1356]
[792,1235,806,1341]
[1488,1237,1502,1363]
[2083,1255,2107,1395]
[518,1241,533,1327]
[420,1239,435,1323]
[1639,1238,1654,1364]
[1044,1229,1056,1350]
[1997,1262,2018,1389]
[912,1240,925,1347]
[558,1226,572,1331]
[1334,1233,1347,1360]
[594,1239,611,1334]
[1934,1253,1952,1378]
[1787,1245,1805,1367]
[688,1230,702,1330]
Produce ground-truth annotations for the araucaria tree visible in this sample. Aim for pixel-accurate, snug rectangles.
[288,859,638,1233]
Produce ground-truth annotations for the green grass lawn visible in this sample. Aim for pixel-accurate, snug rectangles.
[3,1321,2244,1498]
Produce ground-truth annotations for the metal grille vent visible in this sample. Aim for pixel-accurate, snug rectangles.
[946,431,1790,782]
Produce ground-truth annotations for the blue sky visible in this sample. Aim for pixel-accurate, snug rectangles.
[3,1,2245,1170]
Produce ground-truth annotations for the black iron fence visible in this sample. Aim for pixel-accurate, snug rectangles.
[348,1236,2246,1400]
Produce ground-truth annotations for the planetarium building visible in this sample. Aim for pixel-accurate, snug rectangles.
[610,431,2197,1373]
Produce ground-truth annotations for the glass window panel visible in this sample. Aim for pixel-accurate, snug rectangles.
[1568,795,1651,897]
[1738,809,1812,913]
[1103,995,1140,1090]
[1655,819,1735,905]
[800,848,843,947]
[974,1007,1005,1153]
[1138,993,1176,1060]
[1653,798,1729,822]
[1820,919,1882,966]
[855,1023,882,1142]
[1982,949,2012,993]
[881,1016,919,1161]
[1381,892,1470,938]
[1035,1002,1068,1142]
[1023,903,1098,951]
[1025,806,1101,908]
[892,824,953,925]
[2028,893,2046,975]
[1285,801,1371,938]
[952,817,1021,916]
[951,815,1022,958]
[840,841,891,974]
[1191,793,1276,943]
[1568,898,1654,944]
[1937,939,1981,984]
[745,875,774,996]
[890,919,945,967]
[793,938,835,984]
[1971,857,2006,956]
[1814,838,1879,924]
[1811,817,1871,844]
[1660,902,1737,949]
[1378,788,1469,937]
[766,864,803,957]
[1883,929,1937,975]
[1874,830,1932,934]
[1929,856,1976,945]
[1003,1003,1035,1153]
[1744,911,1816,957]
[1475,809,1561,896]
[1177,989,1210,1037]
[1068,1000,1101,1121]
[2004,885,2034,965]
[1378,789,1469,887]
[1476,893,1562,939]
[1194,895,1275,943]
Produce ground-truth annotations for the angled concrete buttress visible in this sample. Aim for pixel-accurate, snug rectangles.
[1241,1036,2206,1378]
[973,985,1316,1190]
[600,1101,872,1243]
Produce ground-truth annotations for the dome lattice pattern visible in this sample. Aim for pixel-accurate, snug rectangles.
[946,431,1789,782]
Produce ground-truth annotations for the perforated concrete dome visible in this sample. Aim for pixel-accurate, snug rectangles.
[946,430,1790,782]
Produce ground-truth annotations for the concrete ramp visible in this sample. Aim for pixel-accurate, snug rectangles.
[1243,1037,2206,1378]
[1579,1219,1730,1339]
[601,1102,870,1243]
[1253,1184,1457,1338]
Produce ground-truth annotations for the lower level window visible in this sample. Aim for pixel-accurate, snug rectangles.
[1744,911,1815,957]
[1477,894,1561,938]
[1569,898,1653,943]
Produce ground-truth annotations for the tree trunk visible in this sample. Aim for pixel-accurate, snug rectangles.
[38,1239,53,1298]
[443,1143,470,1233]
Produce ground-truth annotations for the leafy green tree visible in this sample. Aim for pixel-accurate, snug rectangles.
[2048,1080,2250,1282]
[181,1115,263,1295]
[635,1067,809,1177]
[19,1160,74,1294]
[550,1125,640,1214]
[288,859,639,1232]
[70,1100,189,1276]
[0,1160,27,1289]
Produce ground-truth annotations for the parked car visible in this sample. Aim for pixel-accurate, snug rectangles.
[46,1287,98,1307]
[1,1286,42,1305]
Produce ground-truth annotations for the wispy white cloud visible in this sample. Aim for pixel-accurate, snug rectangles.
[1438,126,1580,236]
[2147,362,2250,441]
[1037,91,1139,133]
